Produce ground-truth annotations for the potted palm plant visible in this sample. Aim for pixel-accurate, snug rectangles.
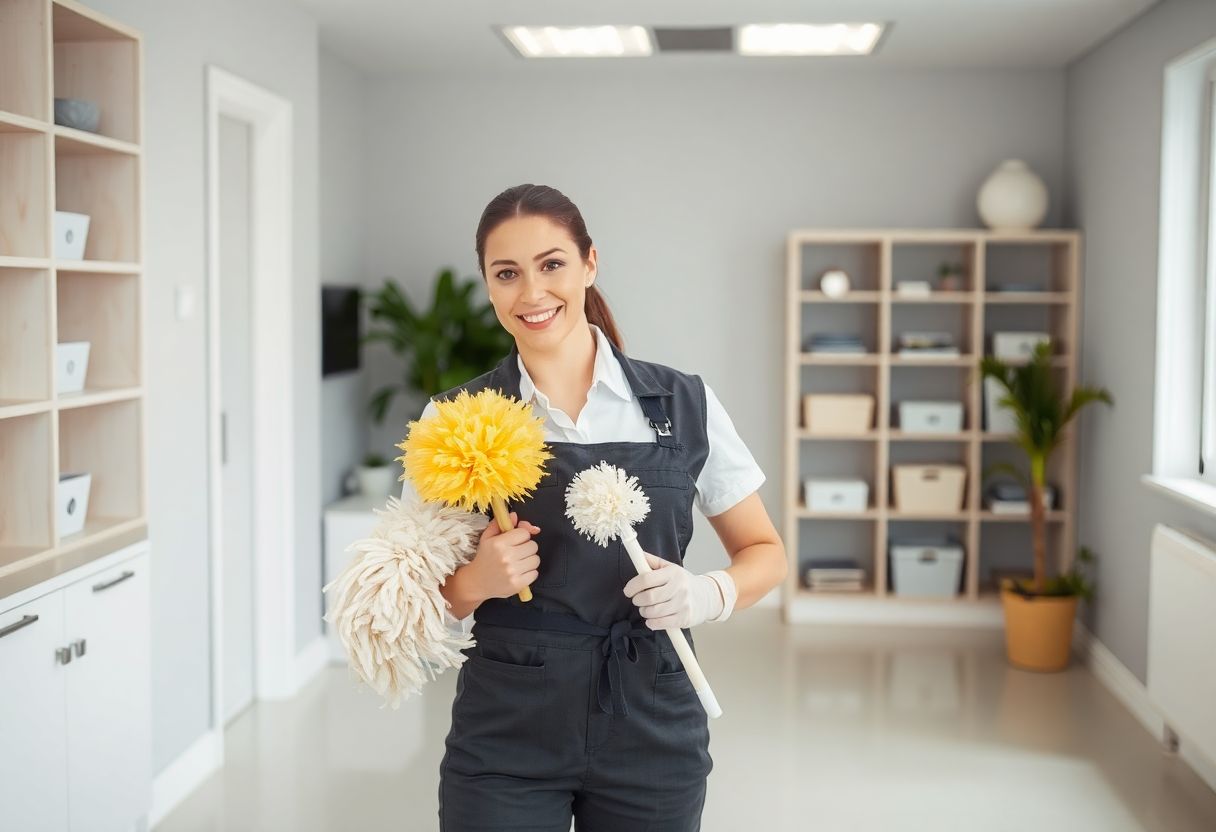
[362,268,513,424]
[979,341,1111,671]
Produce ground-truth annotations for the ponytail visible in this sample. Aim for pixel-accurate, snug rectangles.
[585,284,624,352]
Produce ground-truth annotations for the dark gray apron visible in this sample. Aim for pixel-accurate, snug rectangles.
[437,341,714,832]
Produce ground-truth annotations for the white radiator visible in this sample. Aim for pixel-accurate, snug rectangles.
[1147,524,1216,764]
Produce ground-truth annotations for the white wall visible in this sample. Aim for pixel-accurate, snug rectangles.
[319,50,368,509]
[360,66,1068,572]
[1065,0,1216,683]
[78,0,322,773]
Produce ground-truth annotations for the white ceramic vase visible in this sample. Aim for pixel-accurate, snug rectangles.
[356,464,394,497]
[977,159,1048,231]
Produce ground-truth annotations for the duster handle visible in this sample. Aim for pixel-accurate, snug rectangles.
[621,528,723,719]
[491,497,532,602]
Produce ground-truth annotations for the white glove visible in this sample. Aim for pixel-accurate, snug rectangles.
[623,552,737,630]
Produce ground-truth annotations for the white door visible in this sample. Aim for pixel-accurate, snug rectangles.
[0,594,69,832]
[219,114,256,723]
[63,554,151,832]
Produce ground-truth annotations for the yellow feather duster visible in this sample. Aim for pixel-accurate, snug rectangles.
[397,387,552,601]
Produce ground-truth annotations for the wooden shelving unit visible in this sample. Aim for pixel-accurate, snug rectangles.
[783,229,1081,625]
[0,0,145,592]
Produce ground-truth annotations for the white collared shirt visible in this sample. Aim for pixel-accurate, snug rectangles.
[405,324,764,517]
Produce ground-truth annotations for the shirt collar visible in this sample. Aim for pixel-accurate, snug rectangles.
[517,324,633,407]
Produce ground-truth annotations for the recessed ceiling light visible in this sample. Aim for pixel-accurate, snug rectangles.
[736,23,884,56]
[501,25,654,58]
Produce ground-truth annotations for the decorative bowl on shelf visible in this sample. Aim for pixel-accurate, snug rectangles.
[54,211,91,260]
[54,97,102,133]
[57,472,92,537]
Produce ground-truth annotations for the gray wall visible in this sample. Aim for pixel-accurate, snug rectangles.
[319,50,368,509]
[1065,0,1216,683]
[80,0,322,773]
[359,66,1068,573]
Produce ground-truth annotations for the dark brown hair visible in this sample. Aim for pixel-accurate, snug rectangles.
[475,184,624,351]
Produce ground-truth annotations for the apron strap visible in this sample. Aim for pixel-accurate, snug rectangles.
[637,394,679,449]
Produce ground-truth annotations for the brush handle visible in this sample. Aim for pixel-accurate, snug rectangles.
[620,529,722,719]
[490,497,532,603]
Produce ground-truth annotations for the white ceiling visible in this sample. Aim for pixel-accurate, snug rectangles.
[296,0,1161,76]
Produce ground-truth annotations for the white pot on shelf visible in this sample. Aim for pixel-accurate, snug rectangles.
[356,465,394,498]
[977,159,1048,231]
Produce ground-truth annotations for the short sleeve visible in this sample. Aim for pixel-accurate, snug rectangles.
[399,400,469,635]
[694,382,765,517]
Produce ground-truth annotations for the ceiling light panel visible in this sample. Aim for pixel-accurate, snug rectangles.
[502,25,653,58]
[736,23,884,56]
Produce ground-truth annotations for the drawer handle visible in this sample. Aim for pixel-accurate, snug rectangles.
[72,638,87,658]
[93,570,135,593]
[57,646,73,665]
[0,614,39,640]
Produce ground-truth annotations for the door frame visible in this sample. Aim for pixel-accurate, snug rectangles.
[204,65,296,737]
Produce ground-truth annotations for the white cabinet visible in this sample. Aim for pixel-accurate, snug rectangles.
[0,593,70,832]
[0,542,151,832]
[323,493,385,661]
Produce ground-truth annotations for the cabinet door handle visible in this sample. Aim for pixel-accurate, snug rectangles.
[0,614,38,640]
[72,638,87,658]
[93,570,135,593]
[56,646,72,665]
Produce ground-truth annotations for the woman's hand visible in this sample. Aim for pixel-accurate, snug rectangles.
[464,512,541,601]
[623,553,726,630]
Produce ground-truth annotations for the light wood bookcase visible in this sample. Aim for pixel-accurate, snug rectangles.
[783,229,1081,626]
[0,0,145,595]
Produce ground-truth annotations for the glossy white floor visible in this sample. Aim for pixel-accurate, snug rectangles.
[156,610,1216,831]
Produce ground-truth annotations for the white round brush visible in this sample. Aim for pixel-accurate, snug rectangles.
[565,462,723,719]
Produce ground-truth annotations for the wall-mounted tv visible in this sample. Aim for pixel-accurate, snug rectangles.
[321,285,361,376]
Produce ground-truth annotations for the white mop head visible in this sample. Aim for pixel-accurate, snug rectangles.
[322,493,488,708]
[564,461,650,546]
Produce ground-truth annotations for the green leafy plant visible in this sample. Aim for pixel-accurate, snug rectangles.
[362,269,513,424]
[1004,546,1096,601]
[362,452,388,468]
[938,261,964,278]
[979,342,1112,595]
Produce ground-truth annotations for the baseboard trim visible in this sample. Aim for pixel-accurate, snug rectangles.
[149,728,222,828]
[294,635,330,692]
[1073,621,1216,793]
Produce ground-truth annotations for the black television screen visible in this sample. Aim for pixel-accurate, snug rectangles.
[321,285,361,376]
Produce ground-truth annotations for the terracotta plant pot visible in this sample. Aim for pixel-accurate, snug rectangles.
[1000,582,1079,672]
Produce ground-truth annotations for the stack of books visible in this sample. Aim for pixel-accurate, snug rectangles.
[805,333,867,355]
[897,331,959,358]
[803,558,867,592]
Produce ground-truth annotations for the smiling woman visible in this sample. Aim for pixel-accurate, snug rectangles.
[401,183,786,832]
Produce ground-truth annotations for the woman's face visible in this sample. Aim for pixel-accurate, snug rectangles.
[483,214,597,350]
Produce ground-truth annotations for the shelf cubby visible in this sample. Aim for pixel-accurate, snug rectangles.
[0,411,55,568]
[52,0,139,145]
[0,267,52,405]
[0,0,50,122]
[57,270,140,391]
[57,398,142,542]
[784,230,1081,623]
[54,148,139,262]
[0,130,50,257]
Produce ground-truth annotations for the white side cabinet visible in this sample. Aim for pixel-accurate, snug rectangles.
[323,493,385,661]
[0,542,151,832]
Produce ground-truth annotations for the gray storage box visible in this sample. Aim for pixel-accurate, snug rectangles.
[889,539,964,597]
[803,478,869,513]
[898,401,964,433]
